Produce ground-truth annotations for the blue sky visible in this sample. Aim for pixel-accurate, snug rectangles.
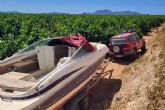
[0,0,165,14]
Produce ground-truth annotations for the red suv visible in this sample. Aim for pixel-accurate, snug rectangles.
[109,32,146,58]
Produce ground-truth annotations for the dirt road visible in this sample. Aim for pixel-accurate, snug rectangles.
[89,27,162,110]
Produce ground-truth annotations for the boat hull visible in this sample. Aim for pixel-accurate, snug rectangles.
[24,56,105,110]
[44,56,105,110]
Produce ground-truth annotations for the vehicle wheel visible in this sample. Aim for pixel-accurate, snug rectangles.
[79,95,91,110]
[132,49,138,60]
[141,43,147,53]
[109,54,115,61]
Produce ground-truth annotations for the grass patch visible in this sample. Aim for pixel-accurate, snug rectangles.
[122,66,132,74]
[122,55,147,74]
[147,29,165,110]
[122,28,165,110]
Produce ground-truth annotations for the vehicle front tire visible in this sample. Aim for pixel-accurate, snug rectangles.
[141,43,147,53]
[131,49,138,60]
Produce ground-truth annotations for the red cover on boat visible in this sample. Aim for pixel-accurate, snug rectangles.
[57,34,96,51]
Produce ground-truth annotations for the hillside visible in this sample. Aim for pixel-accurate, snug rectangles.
[0,9,141,15]
[88,9,141,15]
[89,23,165,110]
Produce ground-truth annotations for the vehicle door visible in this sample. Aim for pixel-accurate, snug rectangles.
[134,34,143,49]
[129,35,137,49]
[130,34,139,49]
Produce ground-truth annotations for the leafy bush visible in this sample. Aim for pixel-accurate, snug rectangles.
[0,14,165,60]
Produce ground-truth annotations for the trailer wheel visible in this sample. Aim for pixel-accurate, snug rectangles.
[71,104,80,110]
[63,102,80,110]
[63,91,92,110]
[79,94,91,110]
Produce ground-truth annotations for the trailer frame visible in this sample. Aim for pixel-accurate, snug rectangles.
[60,59,111,110]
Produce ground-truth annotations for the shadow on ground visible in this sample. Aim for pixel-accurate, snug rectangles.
[89,70,122,110]
[111,50,147,65]
[88,50,147,110]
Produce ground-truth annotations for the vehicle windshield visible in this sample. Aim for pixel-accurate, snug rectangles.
[18,38,53,54]
[111,38,127,44]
